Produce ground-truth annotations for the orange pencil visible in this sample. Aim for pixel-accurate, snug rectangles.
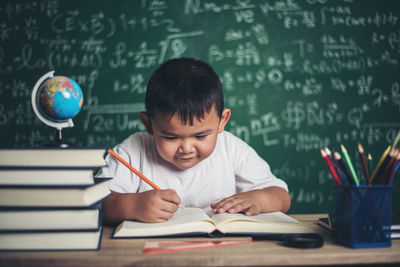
[108,149,183,209]
[108,148,161,190]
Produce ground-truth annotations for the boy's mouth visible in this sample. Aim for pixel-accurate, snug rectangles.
[176,155,196,161]
[178,157,193,161]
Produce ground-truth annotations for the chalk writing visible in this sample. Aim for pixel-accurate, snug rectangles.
[0,0,399,214]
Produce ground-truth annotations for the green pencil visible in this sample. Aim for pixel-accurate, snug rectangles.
[341,144,360,186]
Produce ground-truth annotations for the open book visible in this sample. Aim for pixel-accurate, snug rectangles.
[113,207,315,238]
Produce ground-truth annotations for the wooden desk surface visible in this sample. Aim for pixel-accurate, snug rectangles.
[1,214,399,267]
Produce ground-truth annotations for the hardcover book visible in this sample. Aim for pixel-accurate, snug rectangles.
[0,178,111,208]
[0,227,103,251]
[0,168,96,185]
[0,206,102,231]
[0,147,107,168]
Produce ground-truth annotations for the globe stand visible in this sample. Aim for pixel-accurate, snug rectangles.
[31,70,83,148]
[44,128,71,148]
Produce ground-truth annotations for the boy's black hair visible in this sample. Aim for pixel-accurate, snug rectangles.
[145,57,224,125]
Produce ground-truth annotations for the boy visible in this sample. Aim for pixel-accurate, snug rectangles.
[98,58,290,224]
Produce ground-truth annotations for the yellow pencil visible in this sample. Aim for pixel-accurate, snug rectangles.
[391,130,400,151]
[370,145,391,182]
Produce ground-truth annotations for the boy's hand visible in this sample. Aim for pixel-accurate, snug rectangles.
[210,187,291,216]
[101,189,181,224]
[211,190,265,216]
[134,189,181,223]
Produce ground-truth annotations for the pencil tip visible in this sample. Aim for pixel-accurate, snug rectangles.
[325,147,331,155]
[358,142,364,152]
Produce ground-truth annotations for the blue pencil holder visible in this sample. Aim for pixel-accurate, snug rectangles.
[335,185,392,248]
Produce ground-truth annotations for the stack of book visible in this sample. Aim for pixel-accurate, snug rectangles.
[0,147,110,251]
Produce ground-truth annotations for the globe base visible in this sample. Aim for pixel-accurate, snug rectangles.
[44,128,73,148]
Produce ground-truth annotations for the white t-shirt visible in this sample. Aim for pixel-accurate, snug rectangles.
[97,131,288,210]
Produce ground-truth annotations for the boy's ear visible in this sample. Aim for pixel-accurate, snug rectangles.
[139,112,153,135]
[218,108,231,133]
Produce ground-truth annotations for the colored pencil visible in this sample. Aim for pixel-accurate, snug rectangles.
[357,142,370,184]
[391,130,400,151]
[370,145,391,183]
[386,129,400,184]
[108,149,161,190]
[388,152,400,185]
[324,147,333,158]
[324,147,338,173]
[323,147,334,166]
[320,148,342,185]
[333,150,350,185]
[108,149,184,209]
[379,148,399,184]
[326,148,347,185]
[373,151,393,184]
[368,153,373,175]
[340,144,359,186]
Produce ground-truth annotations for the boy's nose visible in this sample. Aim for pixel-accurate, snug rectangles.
[178,139,194,153]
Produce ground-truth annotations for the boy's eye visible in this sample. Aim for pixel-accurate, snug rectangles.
[162,136,177,140]
[195,135,207,139]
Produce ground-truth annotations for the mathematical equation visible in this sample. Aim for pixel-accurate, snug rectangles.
[0,0,399,212]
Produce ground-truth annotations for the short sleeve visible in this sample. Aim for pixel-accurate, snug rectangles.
[96,141,141,193]
[228,134,288,193]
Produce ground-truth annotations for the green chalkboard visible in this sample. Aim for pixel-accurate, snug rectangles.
[1,0,399,214]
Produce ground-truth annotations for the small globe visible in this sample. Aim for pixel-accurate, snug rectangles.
[37,76,83,122]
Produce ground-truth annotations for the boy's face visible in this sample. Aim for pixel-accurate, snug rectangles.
[140,107,231,170]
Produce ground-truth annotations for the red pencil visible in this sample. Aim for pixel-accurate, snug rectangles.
[320,148,342,185]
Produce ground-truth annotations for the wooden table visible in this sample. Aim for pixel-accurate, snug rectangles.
[1,214,399,267]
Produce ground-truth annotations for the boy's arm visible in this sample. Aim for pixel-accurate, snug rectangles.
[102,189,181,224]
[210,186,291,215]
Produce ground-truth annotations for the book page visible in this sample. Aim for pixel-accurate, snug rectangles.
[208,211,300,226]
[207,211,314,234]
[114,207,217,237]
[166,207,215,225]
